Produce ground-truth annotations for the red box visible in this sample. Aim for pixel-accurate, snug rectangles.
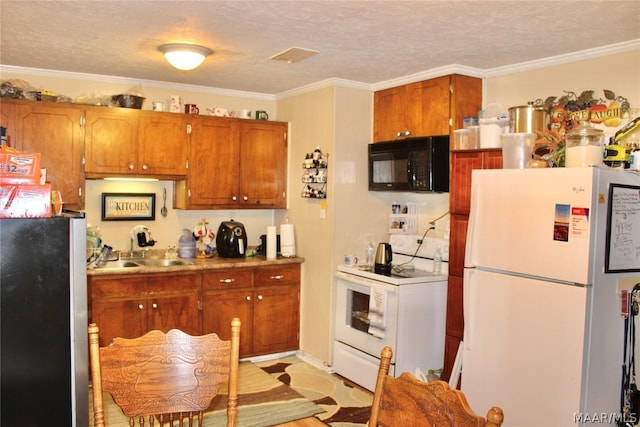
[0,150,42,184]
[0,183,52,218]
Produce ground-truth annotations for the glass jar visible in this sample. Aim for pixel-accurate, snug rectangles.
[565,122,604,167]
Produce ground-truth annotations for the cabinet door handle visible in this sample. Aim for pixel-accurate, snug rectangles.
[257,295,263,301]
[152,303,158,309]
[128,164,135,170]
[142,164,148,171]
[243,195,249,201]
[232,196,237,201]
[220,278,235,283]
[246,295,251,301]
[270,275,284,280]
[138,304,144,310]
[396,130,411,137]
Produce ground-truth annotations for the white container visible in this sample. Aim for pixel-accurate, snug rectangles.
[500,133,537,169]
[479,118,509,148]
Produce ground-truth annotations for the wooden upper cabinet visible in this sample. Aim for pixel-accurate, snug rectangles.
[414,77,450,136]
[84,107,137,176]
[175,117,287,210]
[1,101,14,132]
[373,74,481,142]
[137,113,189,177]
[11,101,85,209]
[176,116,240,208]
[239,120,287,208]
[84,108,188,179]
[373,85,406,141]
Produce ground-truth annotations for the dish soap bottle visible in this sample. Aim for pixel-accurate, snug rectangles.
[433,247,443,275]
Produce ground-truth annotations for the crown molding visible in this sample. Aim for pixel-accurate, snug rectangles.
[482,39,640,78]
[276,78,372,100]
[0,65,276,101]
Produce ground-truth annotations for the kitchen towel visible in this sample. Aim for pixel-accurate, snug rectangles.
[266,226,277,260]
[367,284,387,339]
[280,223,296,257]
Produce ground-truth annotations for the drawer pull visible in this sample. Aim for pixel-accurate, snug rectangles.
[270,275,284,280]
[138,304,144,310]
[152,303,158,309]
[257,295,263,301]
[246,295,251,301]
[220,278,235,283]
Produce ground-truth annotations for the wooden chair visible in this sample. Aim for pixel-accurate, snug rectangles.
[368,346,504,427]
[89,318,241,427]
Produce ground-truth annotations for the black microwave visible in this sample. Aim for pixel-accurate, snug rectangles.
[368,136,449,192]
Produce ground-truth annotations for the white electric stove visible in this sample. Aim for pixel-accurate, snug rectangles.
[333,234,449,391]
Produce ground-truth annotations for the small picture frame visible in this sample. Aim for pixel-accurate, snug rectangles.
[101,193,155,221]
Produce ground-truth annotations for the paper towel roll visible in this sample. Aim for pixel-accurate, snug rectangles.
[266,226,277,260]
[280,223,296,257]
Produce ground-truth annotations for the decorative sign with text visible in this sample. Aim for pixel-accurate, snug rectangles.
[533,89,631,133]
[101,193,156,221]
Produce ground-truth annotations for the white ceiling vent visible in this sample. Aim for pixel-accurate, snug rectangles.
[270,47,318,63]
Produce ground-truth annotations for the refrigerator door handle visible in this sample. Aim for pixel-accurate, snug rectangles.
[463,269,474,351]
[464,176,480,268]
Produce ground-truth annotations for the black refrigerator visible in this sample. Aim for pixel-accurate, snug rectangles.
[1,214,88,426]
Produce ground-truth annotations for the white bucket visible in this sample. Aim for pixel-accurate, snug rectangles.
[501,133,537,169]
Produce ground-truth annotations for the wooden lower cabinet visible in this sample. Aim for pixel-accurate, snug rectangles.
[202,264,300,358]
[252,286,299,354]
[89,264,301,356]
[88,272,201,347]
[201,268,254,355]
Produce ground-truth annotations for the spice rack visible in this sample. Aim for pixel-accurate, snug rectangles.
[301,148,328,199]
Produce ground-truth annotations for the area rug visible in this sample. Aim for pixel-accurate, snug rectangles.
[89,361,324,426]
[255,356,372,427]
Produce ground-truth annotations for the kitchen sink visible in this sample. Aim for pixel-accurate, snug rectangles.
[94,260,142,269]
[92,258,194,270]
[135,259,195,267]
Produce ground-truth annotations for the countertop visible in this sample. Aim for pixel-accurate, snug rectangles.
[87,255,305,276]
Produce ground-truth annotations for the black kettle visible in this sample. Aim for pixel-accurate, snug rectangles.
[374,243,392,275]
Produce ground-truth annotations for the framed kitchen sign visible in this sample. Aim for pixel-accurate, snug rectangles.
[101,193,156,221]
[605,184,640,273]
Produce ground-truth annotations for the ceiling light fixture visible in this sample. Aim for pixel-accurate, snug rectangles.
[158,43,212,71]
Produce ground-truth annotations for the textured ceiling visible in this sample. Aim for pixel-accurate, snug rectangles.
[1,1,639,95]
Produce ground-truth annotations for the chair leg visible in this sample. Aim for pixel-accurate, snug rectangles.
[88,323,106,427]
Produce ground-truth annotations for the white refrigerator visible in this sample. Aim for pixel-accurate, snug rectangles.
[461,167,640,427]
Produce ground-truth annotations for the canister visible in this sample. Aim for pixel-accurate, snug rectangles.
[565,122,604,167]
[508,104,549,133]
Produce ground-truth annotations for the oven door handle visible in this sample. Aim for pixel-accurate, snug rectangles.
[336,271,398,294]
